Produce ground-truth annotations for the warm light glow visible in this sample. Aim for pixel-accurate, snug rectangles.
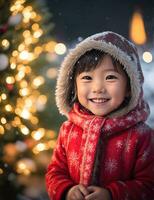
[1,93,7,100]
[23,30,31,37]
[2,39,10,49]
[19,50,29,60]
[54,43,67,55]
[31,128,45,141]
[10,63,16,69]
[142,51,153,63]
[44,41,57,52]
[32,23,39,31]
[129,10,146,45]
[12,50,19,57]
[34,46,43,55]
[0,168,3,174]
[18,43,25,51]
[19,88,30,96]
[1,117,7,124]
[20,125,29,135]
[5,104,13,112]
[0,125,4,135]
[33,29,43,38]
[32,76,45,88]
[20,109,31,119]
[33,143,47,154]
[6,76,15,84]
[15,70,25,81]
[46,67,58,79]
[16,158,36,175]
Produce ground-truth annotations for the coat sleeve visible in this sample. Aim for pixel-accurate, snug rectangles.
[45,122,75,200]
[106,129,154,200]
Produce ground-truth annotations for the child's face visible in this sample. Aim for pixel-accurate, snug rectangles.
[76,55,129,116]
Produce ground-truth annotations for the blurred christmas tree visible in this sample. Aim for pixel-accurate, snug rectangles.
[0,0,66,199]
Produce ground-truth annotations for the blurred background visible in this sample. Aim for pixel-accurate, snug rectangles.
[0,0,153,199]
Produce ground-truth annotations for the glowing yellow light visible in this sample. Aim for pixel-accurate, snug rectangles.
[0,168,3,174]
[18,43,25,51]
[6,76,15,84]
[12,117,21,127]
[14,117,21,126]
[33,29,43,38]
[2,39,10,49]
[34,14,41,22]
[25,98,33,107]
[16,158,36,175]
[23,30,31,37]
[1,117,7,124]
[37,95,47,105]
[44,41,57,52]
[19,88,30,96]
[32,23,39,31]
[31,11,37,19]
[25,66,31,74]
[25,37,33,45]
[15,70,25,81]
[12,50,19,57]
[34,46,43,55]
[19,50,29,60]
[20,80,28,88]
[10,63,16,69]
[5,104,13,112]
[142,51,153,63]
[32,76,45,88]
[129,10,146,45]
[31,128,45,141]
[46,67,58,79]
[20,109,30,119]
[55,43,67,55]
[1,93,7,100]
[20,125,29,135]
[47,140,57,149]
[33,143,47,154]
[30,116,39,125]
[0,125,4,135]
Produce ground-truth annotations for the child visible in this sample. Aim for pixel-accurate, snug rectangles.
[46,31,154,200]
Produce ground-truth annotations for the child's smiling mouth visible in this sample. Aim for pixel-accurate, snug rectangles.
[89,98,110,103]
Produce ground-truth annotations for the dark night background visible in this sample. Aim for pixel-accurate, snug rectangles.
[46,0,154,45]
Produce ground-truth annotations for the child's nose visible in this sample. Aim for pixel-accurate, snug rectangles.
[92,80,105,93]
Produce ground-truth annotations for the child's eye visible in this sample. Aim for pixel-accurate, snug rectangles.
[82,76,92,80]
[106,75,117,80]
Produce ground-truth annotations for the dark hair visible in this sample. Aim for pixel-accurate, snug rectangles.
[68,49,130,106]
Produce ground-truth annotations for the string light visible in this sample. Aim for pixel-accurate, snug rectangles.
[142,51,153,63]
[54,43,67,55]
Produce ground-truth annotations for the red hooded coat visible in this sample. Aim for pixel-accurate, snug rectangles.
[46,31,154,200]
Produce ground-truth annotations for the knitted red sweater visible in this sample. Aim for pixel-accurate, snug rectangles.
[46,103,154,200]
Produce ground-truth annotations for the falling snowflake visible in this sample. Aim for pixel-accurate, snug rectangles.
[105,158,118,174]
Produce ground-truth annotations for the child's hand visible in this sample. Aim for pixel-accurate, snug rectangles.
[66,184,89,200]
[85,186,111,200]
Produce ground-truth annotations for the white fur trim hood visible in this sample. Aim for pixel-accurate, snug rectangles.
[55,31,145,117]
